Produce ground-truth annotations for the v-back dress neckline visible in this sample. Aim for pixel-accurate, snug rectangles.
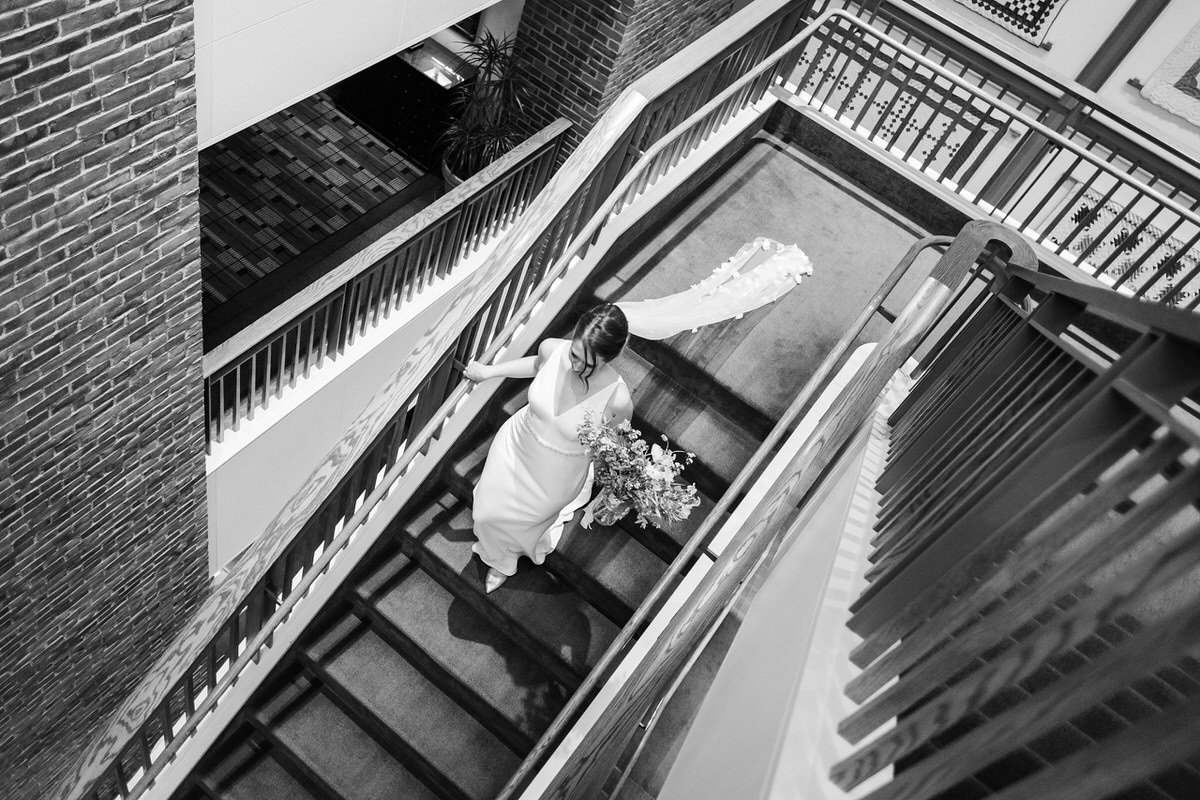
[549,340,618,419]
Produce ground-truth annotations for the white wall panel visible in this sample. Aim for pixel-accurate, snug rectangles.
[1099,1,1200,161]
[197,0,495,147]
[211,0,316,41]
[195,40,214,145]
[405,0,494,44]
[194,0,214,47]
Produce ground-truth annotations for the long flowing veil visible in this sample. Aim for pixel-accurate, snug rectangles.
[615,237,814,340]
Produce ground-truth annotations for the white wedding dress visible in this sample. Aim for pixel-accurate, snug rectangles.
[472,340,626,576]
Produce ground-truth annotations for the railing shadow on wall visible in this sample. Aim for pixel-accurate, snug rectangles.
[57,2,815,799]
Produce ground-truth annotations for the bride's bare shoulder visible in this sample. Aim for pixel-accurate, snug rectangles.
[536,337,567,365]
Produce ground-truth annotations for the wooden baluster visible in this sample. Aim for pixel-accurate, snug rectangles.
[328,291,346,361]
[885,297,1019,444]
[838,505,1200,790]
[851,342,1153,638]
[489,172,514,236]
[182,667,196,716]
[112,758,130,798]
[876,339,1067,536]
[870,351,1087,572]
[238,358,252,425]
[377,256,399,321]
[233,608,246,660]
[360,267,380,332]
[838,574,1200,798]
[344,276,364,348]
[136,731,152,786]
[881,298,1071,493]
[843,455,1200,745]
[849,420,1174,687]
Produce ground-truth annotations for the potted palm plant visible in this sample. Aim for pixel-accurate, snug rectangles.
[439,31,528,187]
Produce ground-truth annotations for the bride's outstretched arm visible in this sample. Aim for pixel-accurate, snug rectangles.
[464,338,563,383]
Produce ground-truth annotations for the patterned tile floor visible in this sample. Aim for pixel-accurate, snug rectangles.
[199,93,425,312]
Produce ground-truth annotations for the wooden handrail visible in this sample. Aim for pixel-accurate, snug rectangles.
[1004,264,1200,344]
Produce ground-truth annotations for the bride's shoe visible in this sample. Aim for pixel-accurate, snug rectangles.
[485,567,507,594]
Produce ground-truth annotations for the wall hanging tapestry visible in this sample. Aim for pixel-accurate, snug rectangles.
[1141,20,1200,128]
[951,0,1068,44]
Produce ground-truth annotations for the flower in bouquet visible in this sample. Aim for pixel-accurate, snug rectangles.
[577,411,701,528]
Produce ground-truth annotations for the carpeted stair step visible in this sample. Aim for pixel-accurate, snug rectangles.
[266,689,441,800]
[616,346,760,499]
[357,564,570,754]
[310,626,521,800]
[255,669,320,731]
[545,517,670,626]
[217,751,319,800]
[399,491,622,684]
[200,738,260,795]
[353,547,417,603]
[442,435,668,626]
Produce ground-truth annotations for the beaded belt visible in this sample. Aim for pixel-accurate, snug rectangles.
[518,407,589,457]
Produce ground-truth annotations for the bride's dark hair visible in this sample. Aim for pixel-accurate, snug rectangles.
[572,303,628,384]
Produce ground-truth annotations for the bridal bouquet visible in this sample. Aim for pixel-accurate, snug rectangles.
[577,411,701,529]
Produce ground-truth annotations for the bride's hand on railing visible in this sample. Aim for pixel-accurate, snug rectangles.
[464,360,492,383]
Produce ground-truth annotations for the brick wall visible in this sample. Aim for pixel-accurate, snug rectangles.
[601,0,738,111]
[0,2,208,798]
[513,0,737,152]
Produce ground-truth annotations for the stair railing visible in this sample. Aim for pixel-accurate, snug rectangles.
[57,2,819,799]
[200,119,571,452]
[793,0,1200,308]
[830,242,1200,800]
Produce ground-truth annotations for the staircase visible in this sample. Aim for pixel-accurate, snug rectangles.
[176,282,764,800]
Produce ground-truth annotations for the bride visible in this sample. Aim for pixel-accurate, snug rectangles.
[463,237,814,593]
[464,304,633,593]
